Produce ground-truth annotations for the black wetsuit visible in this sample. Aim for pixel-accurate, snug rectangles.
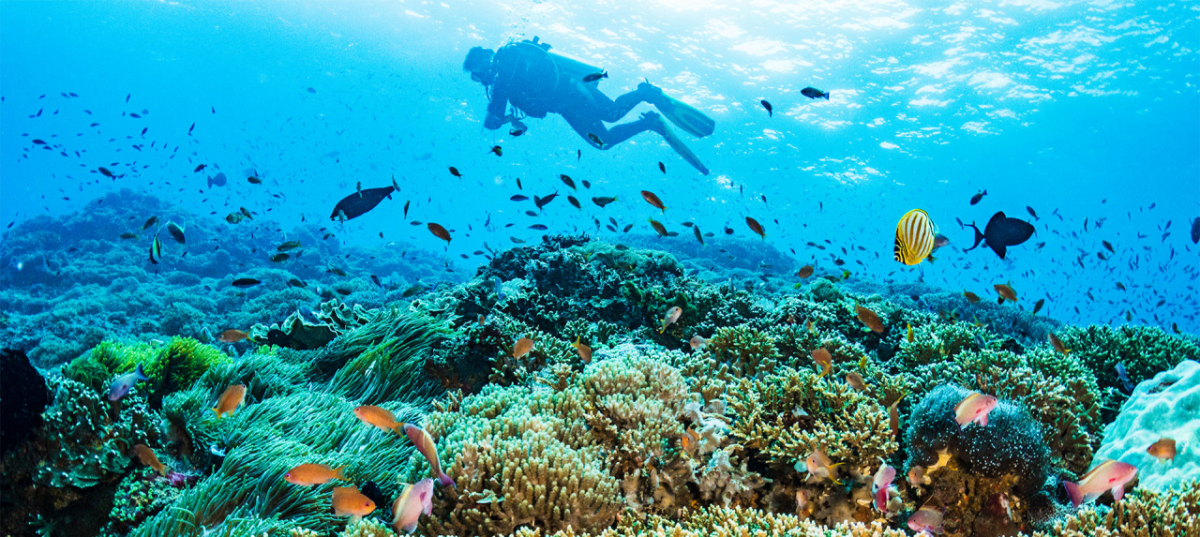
[483,40,658,148]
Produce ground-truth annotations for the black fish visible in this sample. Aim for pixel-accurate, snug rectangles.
[567,195,581,209]
[194,164,206,172]
[800,86,829,100]
[1026,206,1039,220]
[329,186,395,221]
[207,172,227,189]
[287,278,307,288]
[510,195,529,202]
[1192,217,1200,244]
[560,174,576,190]
[658,162,666,174]
[963,211,1035,259]
[970,190,987,205]
[582,71,608,83]
[760,100,773,116]
[1033,298,1044,315]
[166,221,186,244]
[403,200,410,219]
[306,87,316,94]
[143,216,158,231]
[449,166,462,178]
[360,481,387,509]
[534,191,558,210]
[232,278,261,288]
[592,196,617,208]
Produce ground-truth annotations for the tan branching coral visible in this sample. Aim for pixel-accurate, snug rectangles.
[727,366,896,469]
[508,505,909,536]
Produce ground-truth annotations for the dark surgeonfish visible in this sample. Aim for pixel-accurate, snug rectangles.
[964,211,1035,259]
[329,186,395,221]
[207,172,227,189]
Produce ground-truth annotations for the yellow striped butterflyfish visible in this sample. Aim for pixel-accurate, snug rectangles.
[894,209,936,265]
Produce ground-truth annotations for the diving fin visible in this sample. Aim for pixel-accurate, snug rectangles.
[648,112,709,175]
[643,80,715,138]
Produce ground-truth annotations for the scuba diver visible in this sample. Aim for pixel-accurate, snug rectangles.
[463,37,715,175]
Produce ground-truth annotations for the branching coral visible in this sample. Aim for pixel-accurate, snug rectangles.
[1057,325,1198,420]
[508,505,910,536]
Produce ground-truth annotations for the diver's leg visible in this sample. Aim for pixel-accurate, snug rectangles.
[562,111,654,149]
[581,83,658,123]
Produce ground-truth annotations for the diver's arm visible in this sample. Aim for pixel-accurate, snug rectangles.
[484,84,510,130]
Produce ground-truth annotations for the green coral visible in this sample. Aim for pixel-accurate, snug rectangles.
[2,377,160,489]
[1058,325,1198,419]
[100,467,182,535]
[64,337,229,404]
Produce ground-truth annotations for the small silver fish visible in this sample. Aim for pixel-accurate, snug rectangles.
[108,364,149,401]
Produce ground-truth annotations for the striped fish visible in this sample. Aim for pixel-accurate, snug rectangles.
[894,209,937,265]
[149,235,162,264]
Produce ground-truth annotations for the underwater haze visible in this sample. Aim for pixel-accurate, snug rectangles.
[2,1,1199,537]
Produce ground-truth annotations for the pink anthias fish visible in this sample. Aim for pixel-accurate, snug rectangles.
[907,505,945,534]
[872,463,896,512]
[1063,459,1138,508]
[403,423,455,488]
[954,391,998,429]
[392,478,435,534]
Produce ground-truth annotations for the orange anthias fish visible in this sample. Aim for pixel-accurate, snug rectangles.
[427,223,452,244]
[659,306,682,333]
[963,291,981,303]
[745,216,766,239]
[680,427,700,458]
[648,218,668,237]
[354,405,403,433]
[285,463,348,486]
[797,265,814,279]
[994,283,1018,303]
[640,190,666,212]
[954,391,999,429]
[133,444,169,476]
[689,335,707,350]
[802,449,843,484]
[332,486,376,517]
[855,303,885,333]
[811,348,832,378]
[403,423,455,488]
[889,394,906,438]
[1049,333,1071,355]
[512,337,535,359]
[845,372,866,391]
[212,384,246,418]
[393,479,435,534]
[571,336,592,364]
[907,465,926,487]
[218,329,249,343]
[1147,438,1177,462]
[1063,459,1138,507]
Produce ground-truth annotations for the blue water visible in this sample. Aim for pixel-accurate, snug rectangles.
[2,1,1197,332]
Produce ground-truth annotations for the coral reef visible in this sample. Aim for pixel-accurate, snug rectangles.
[3,213,1195,537]
[1057,325,1198,420]
[904,384,1053,536]
[1093,359,1200,492]
[1031,479,1200,537]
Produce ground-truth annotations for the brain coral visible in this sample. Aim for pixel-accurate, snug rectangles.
[1092,359,1200,492]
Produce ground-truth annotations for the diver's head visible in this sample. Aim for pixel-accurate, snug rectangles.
[463,47,495,85]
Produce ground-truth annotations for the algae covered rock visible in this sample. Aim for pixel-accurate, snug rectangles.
[1093,359,1200,492]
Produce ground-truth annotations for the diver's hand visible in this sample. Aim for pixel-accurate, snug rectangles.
[484,112,505,130]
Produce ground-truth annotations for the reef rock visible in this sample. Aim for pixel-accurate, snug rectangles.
[1093,359,1199,492]
[0,348,49,453]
